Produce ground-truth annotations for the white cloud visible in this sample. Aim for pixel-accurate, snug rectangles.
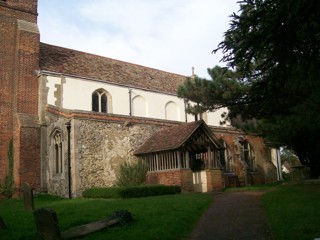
[38,0,239,78]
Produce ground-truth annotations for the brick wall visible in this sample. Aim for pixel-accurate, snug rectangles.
[206,169,223,191]
[212,127,277,186]
[0,1,40,194]
[146,169,193,192]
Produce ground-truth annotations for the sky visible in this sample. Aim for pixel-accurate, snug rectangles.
[38,0,240,78]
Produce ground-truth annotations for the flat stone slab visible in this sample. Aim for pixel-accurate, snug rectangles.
[61,217,121,239]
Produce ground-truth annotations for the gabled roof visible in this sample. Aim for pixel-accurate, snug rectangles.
[134,120,223,155]
[39,43,186,95]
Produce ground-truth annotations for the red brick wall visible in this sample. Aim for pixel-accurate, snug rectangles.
[213,128,277,186]
[206,169,223,191]
[0,1,40,194]
[5,0,38,14]
[146,169,193,192]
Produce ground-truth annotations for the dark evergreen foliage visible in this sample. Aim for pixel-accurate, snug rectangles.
[178,0,320,177]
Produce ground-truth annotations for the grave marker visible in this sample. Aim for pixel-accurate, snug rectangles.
[33,208,133,239]
[34,208,62,240]
[22,183,34,210]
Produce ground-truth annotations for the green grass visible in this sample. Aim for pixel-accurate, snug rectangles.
[262,183,320,240]
[0,193,212,240]
[224,181,283,192]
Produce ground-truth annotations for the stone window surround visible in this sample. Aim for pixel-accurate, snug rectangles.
[92,89,113,113]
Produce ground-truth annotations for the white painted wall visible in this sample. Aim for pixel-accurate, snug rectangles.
[165,101,179,121]
[44,74,227,126]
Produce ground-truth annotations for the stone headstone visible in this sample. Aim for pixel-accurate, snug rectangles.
[0,216,6,229]
[34,208,62,240]
[22,182,34,210]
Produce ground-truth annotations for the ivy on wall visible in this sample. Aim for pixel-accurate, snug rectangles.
[0,139,14,198]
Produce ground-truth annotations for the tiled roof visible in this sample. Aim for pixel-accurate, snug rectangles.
[39,43,187,95]
[134,120,222,155]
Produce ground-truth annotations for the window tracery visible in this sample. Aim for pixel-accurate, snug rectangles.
[92,89,112,113]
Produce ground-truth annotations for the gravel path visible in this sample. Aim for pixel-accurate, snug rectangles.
[188,191,273,240]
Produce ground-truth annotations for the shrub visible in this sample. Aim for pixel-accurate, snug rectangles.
[115,159,148,187]
[119,185,181,198]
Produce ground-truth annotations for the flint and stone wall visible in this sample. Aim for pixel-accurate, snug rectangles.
[75,119,161,192]
[42,106,175,197]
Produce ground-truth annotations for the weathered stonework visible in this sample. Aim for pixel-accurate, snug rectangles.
[42,106,173,197]
[75,119,162,192]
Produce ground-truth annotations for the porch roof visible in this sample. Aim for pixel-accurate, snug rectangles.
[134,120,223,155]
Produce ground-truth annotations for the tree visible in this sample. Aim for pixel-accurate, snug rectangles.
[178,0,320,177]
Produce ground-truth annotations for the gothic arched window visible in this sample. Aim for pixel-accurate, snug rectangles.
[219,139,234,173]
[54,131,63,174]
[236,137,256,171]
[92,89,112,113]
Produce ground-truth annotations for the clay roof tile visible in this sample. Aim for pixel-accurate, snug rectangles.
[39,43,187,95]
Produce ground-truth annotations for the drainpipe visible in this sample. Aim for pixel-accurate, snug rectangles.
[128,88,132,116]
[184,99,188,122]
[65,121,71,199]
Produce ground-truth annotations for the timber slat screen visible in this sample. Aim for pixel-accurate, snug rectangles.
[143,149,221,172]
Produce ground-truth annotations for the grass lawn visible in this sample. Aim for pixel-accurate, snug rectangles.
[262,182,320,240]
[0,193,212,240]
[224,181,282,192]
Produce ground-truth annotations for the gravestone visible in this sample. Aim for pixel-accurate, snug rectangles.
[22,183,34,210]
[33,208,133,239]
[0,216,6,229]
[34,208,62,240]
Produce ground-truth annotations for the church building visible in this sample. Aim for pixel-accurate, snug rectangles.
[0,0,281,197]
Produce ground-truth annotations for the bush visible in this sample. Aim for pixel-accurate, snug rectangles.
[83,185,181,199]
[82,187,123,198]
[119,185,181,198]
[115,159,148,187]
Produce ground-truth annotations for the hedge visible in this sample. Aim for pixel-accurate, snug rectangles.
[82,187,123,198]
[83,185,181,199]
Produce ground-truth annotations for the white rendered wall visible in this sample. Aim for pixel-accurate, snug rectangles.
[44,75,227,126]
[46,76,62,106]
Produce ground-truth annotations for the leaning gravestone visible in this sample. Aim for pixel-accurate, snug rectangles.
[22,182,34,211]
[34,208,62,240]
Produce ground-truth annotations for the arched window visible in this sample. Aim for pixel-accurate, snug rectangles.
[53,130,63,174]
[92,89,112,113]
[165,101,179,121]
[236,137,256,171]
[219,139,234,173]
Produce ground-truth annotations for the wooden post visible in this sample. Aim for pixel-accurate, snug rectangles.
[177,151,182,169]
[156,154,159,171]
[186,151,190,169]
[207,147,212,169]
